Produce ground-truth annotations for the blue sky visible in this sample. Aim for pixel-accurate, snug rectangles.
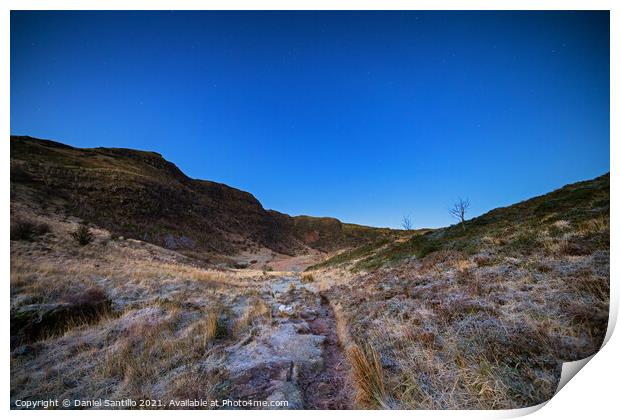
[11,11,609,228]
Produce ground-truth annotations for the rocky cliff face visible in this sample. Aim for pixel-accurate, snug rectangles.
[10,136,392,261]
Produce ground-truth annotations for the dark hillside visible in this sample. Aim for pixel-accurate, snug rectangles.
[10,136,390,261]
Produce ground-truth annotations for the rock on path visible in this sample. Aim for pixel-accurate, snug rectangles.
[224,275,351,409]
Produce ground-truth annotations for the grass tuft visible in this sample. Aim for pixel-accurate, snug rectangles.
[347,343,388,409]
[71,223,94,246]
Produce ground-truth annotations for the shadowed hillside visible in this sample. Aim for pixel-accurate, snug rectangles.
[10,136,392,263]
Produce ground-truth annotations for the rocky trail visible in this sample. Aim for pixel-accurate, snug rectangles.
[300,293,351,409]
[225,275,351,409]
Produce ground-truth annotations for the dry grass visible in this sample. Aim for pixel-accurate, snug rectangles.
[577,215,609,235]
[332,303,388,408]
[10,217,272,405]
[10,218,51,241]
[325,213,609,409]
[301,273,315,283]
[188,310,221,350]
[568,274,609,302]
[234,297,271,335]
[332,303,353,350]
[92,307,234,401]
[347,344,387,409]
[204,311,220,341]
[164,369,226,407]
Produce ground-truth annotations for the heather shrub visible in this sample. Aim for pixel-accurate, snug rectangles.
[10,219,50,241]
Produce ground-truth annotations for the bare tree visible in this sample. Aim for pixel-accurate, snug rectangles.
[401,215,413,231]
[450,198,470,231]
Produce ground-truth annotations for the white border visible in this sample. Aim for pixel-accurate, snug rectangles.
[2,2,616,419]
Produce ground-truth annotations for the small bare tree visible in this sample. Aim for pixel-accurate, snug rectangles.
[401,215,413,231]
[450,198,470,231]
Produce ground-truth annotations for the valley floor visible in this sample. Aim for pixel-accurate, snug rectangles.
[10,213,355,409]
[10,207,609,410]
